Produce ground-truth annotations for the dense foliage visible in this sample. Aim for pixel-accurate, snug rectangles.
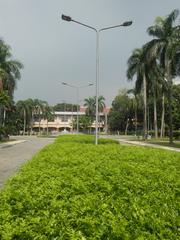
[0,135,179,239]
[0,39,23,138]
[126,9,180,142]
[172,84,180,130]
[108,89,142,134]
[53,103,78,112]
[109,86,180,136]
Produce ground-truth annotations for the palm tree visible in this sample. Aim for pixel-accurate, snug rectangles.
[23,98,34,134]
[84,96,106,133]
[146,9,180,143]
[0,90,10,127]
[16,100,30,135]
[84,97,95,118]
[0,39,23,98]
[84,97,96,133]
[127,48,149,139]
[84,96,105,115]
[42,104,54,135]
[0,39,23,132]
[31,99,47,134]
[145,61,165,138]
[98,95,106,112]
[127,88,140,136]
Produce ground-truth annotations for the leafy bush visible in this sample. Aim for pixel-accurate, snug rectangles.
[56,134,119,145]
[173,130,180,140]
[0,135,179,239]
[0,126,9,141]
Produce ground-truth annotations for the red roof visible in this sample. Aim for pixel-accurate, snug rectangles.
[80,106,110,113]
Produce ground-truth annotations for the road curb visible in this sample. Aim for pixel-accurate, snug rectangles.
[0,140,27,149]
[117,139,180,152]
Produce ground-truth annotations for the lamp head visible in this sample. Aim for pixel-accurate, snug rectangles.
[61,14,72,22]
[122,21,133,26]
[62,82,67,85]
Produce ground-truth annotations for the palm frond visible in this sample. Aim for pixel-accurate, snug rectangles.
[147,25,164,38]
[165,9,179,27]
[164,9,179,36]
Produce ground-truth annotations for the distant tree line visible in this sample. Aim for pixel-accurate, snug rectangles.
[1,95,106,136]
[108,86,180,139]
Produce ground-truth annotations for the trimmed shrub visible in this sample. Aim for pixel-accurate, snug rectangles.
[0,135,179,239]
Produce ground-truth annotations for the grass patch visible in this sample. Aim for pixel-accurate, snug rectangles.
[147,140,180,149]
[0,135,179,239]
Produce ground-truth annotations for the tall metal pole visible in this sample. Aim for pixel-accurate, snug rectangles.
[61,82,93,134]
[61,14,132,144]
[76,87,79,133]
[95,31,99,145]
[64,101,66,130]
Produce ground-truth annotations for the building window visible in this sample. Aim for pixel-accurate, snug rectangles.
[61,116,69,122]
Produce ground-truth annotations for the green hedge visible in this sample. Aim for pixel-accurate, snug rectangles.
[173,130,180,140]
[0,135,179,239]
[0,126,9,141]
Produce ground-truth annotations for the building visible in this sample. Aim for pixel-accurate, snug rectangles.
[32,107,110,133]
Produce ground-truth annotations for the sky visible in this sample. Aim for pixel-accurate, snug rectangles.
[0,0,180,107]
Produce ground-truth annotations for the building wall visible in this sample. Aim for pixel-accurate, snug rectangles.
[33,111,107,132]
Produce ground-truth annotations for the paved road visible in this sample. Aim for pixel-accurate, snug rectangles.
[0,136,55,189]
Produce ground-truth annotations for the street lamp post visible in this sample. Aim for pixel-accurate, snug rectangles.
[62,82,93,133]
[61,14,132,144]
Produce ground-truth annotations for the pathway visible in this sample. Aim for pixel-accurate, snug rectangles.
[0,136,54,189]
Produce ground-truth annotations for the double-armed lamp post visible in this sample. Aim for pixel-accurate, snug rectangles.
[62,82,93,133]
[61,14,132,145]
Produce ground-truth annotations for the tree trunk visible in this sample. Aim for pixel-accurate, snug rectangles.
[153,92,158,138]
[23,109,26,135]
[105,112,108,134]
[125,118,129,135]
[147,106,149,133]
[135,108,137,136]
[46,120,48,135]
[2,108,6,127]
[38,109,41,134]
[160,93,165,138]
[167,63,173,144]
[0,77,3,91]
[143,73,148,140]
[168,83,173,143]
[30,112,34,135]
[0,78,4,127]
[0,105,3,126]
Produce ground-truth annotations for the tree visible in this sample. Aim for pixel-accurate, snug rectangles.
[145,63,165,138]
[84,96,105,133]
[127,48,149,139]
[42,104,54,135]
[98,95,106,112]
[16,100,30,135]
[53,103,77,112]
[0,90,10,126]
[84,96,105,116]
[146,9,180,143]
[84,97,95,118]
[127,88,143,136]
[172,84,180,130]
[31,99,48,134]
[0,39,23,98]
[73,115,92,133]
[109,89,135,133]
[0,39,23,136]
